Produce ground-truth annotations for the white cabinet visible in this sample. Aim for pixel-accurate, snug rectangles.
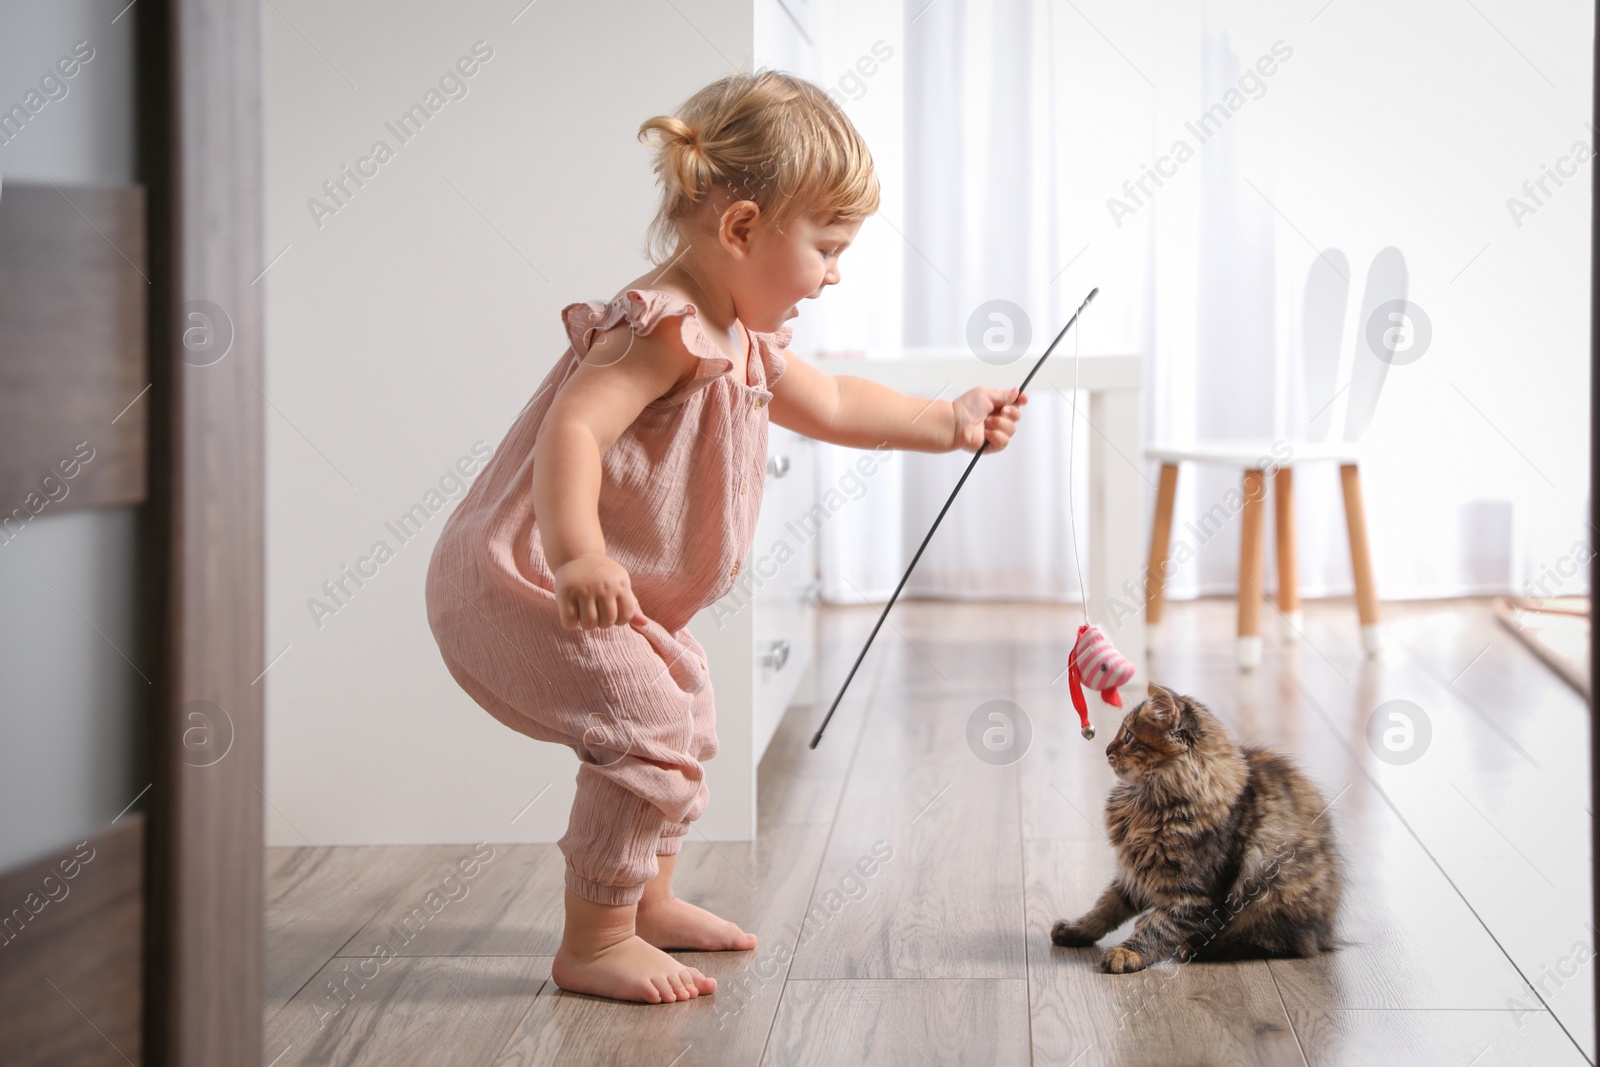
[687,423,819,840]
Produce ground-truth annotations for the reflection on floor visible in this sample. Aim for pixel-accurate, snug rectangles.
[264,597,1593,1066]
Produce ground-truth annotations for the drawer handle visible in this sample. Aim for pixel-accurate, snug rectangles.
[803,581,822,607]
[767,454,791,479]
[761,638,791,671]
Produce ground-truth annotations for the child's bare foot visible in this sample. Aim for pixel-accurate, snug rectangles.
[636,853,758,952]
[636,896,758,951]
[552,933,715,1003]
[552,890,716,1004]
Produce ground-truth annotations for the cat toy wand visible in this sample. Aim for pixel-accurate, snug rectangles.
[809,287,1102,750]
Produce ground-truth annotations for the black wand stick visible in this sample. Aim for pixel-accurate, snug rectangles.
[808,287,1100,750]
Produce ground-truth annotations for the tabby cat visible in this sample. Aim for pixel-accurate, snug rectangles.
[1051,683,1342,973]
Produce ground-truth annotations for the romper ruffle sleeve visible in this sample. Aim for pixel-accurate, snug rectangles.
[560,288,790,403]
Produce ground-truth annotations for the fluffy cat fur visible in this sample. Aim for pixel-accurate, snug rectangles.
[1051,683,1343,973]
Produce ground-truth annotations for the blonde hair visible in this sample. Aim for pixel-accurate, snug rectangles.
[637,69,880,265]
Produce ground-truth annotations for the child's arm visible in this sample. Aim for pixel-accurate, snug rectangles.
[533,322,698,630]
[768,354,1028,453]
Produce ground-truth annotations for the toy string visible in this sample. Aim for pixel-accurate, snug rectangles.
[1068,313,1090,626]
[808,287,1100,750]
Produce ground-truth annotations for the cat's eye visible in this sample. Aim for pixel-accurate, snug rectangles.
[1123,729,1134,744]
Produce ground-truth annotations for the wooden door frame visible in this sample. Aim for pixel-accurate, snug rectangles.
[139,0,265,1063]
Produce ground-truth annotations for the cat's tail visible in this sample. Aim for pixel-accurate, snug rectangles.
[1194,917,1345,960]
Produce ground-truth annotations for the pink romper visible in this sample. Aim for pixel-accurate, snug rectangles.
[424,287,791,905]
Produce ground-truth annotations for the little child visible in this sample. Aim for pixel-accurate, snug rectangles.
[424,69,1028,1005]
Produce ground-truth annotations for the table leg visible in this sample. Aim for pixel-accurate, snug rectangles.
[1089,386,1146,690]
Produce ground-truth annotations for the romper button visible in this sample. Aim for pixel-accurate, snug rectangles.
[731,561,741,576]
[741,479,748,494]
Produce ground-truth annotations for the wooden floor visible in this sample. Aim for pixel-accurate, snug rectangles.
[265,597,1594,1066]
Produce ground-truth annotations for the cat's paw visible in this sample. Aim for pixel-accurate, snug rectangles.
[1051,920,1098,947]
[1102,945,1146,973]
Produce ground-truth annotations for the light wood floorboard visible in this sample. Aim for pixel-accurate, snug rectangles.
[264,598,1593,1065]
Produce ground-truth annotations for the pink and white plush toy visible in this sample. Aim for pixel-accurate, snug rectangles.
[1067,623,1135,739]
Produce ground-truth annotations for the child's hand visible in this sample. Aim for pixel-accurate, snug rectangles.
[951,386,1028,453]
[552,552,648,631]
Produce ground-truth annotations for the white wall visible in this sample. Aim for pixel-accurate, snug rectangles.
[263,0,769,845]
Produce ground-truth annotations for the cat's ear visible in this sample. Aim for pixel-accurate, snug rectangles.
[1145,683,1181,728]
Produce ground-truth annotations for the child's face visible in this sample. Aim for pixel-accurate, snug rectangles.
[739,210,863,332]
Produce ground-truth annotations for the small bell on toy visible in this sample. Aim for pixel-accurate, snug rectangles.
[1067,623,1135,740]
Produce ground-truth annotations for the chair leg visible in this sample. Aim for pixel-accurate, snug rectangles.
[1144,463,1179,651]
[1339,463,1382,656]
[1274,467,1301,636]
[1237,469,1267,669]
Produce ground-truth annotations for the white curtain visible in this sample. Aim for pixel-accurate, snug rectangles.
[786,0,1591,607]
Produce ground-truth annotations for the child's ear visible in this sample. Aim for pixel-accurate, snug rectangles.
[1145,683,1180,728]
[718,199,761,259]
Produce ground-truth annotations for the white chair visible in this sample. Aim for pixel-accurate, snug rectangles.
[1144,246,1407,668]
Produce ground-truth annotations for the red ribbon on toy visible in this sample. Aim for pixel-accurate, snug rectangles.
[1067,623,1135,739]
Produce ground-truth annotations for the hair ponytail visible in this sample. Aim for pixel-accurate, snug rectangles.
[638,115,718,205]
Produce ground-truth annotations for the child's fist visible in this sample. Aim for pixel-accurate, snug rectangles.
[951,386,1028,453]
[552,553,648,631]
